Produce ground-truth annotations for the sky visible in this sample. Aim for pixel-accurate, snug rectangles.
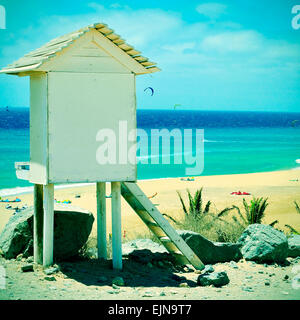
[0,0,299,112]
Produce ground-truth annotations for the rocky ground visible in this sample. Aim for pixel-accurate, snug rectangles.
[0,255,299,300]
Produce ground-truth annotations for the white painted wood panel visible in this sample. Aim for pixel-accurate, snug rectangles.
[97,182,107,260]
[29,73,48,184]
[43,183,54,267]
[47,72,137,183]
[111,182,122,270]
[47,55,131,73]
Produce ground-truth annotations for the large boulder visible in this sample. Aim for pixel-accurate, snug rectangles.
[0,208,33,259]
[237,224,288,263]
[287,234,300,258]
[0,204,94,260]
[177,230,242,264]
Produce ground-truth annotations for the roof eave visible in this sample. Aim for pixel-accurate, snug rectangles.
[0,63,42,75]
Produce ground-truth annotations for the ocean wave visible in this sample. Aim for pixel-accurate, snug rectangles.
[203,139,221,143]
[0,186,33,197]
[0,182,93,197]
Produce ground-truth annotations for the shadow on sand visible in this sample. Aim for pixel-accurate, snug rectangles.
[57,258,197,288]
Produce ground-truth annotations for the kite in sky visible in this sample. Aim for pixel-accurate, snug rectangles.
[144,87,154,96]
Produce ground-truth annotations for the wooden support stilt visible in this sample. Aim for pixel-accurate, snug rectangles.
[96,182,107,260]
[43,184,54,267]
[111,181,122,270]
[34,184,43,264]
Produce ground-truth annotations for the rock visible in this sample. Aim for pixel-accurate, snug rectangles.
[85,247,98,259]
[16,254,23,261]
[0,205,94,260]
[203,265,214,274]
[242,286,254,292]
[142,292,154,297]
[287,235,300,258]
[44,276,56,281]
[0,208,34,259]
[26,256,34,263]
[197,271,230,287]
[177,230,242,264]
[122,239,171,264]
[128,248,171,265]
[122,239,168,255]
[112,276,125,287]
[229,261,238,269]
[237,224,288,263]
[52,205,94,260]
[179,282,189,288]
[21,264,34,272]
[183,265,193,272]
[107,290,119,294]
[44,266,59,275]
[112,284,119,290]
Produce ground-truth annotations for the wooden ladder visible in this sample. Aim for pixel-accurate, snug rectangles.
[121,182,205,270]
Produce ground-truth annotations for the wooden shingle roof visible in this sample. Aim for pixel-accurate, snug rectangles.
[0,22,160,75]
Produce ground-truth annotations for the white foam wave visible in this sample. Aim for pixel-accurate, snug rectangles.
[0,183,93,197]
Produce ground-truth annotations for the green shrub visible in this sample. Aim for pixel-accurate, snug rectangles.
[163,188,243,242]
[284,201,300,235]
[232,197,270,227]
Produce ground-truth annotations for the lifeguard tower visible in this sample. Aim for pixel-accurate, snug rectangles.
[0,23,204,270]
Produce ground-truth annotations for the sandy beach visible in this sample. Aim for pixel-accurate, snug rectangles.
[1,169,300,238]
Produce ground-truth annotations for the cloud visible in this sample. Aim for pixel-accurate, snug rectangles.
[0,3,299,110]
[201,30,264,53]
[1,3,298,73]
[196,2,227,19]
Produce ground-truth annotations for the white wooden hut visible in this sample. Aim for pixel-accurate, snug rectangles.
[0,23,204,271]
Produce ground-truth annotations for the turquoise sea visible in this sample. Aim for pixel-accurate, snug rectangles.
[0,108,300,194]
